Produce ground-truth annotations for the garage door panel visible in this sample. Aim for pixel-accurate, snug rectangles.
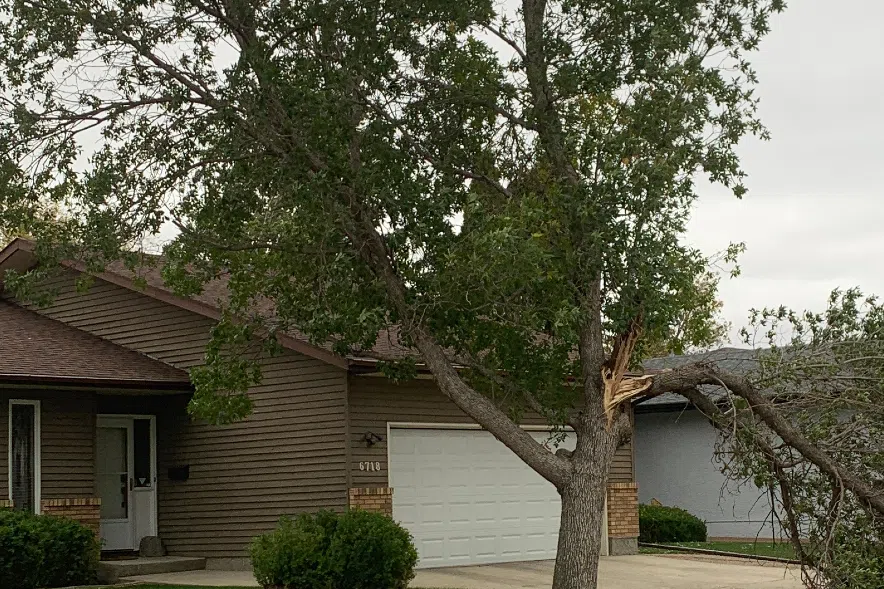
[390,427,584,568]
[420,539,445,564]
[420,503,445,524]
[395,505,418,525]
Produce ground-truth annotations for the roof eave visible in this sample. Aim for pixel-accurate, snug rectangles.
[0,373,194,392]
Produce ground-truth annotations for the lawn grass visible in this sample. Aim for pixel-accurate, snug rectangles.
[640,540,797,560]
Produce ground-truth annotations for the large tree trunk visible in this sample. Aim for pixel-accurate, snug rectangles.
[552,436,611,589]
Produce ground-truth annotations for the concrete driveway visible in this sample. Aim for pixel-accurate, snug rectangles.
[129,554,802,588]
[413,555,802,588]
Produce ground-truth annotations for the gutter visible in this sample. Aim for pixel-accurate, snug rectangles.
[0,373,193,391]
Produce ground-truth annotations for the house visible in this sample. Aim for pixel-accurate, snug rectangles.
[0,238,639,570]
[634,348,782,541]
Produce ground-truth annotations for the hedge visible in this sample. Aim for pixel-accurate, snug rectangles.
[251,510,417,589]
[638,503,707,543]
[0,510,100,589]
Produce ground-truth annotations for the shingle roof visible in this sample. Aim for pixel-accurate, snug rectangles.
[0,299,192,386]
[638,347,759,407]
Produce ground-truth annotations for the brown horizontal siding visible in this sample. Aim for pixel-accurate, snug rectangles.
[18,273,213,370]
[348,376,634,487]
[41,395,96,499]
[16,271,349,560]
[0,391,97,502]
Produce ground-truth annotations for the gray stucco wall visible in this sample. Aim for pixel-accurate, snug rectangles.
[635,408,782,540]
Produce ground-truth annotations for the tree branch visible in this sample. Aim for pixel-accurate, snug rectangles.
[766,450,811,568]
[362,97,514,199]
[481,22,527,63]
[647,363,884,516]
[340,203,570,487]
[400,75,534,130]
[458,355,579,430]
[521,0,579,184]
[577,277,606,414]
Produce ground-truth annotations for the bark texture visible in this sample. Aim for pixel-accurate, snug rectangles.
[552,425,614,589]
[553,468,607,589]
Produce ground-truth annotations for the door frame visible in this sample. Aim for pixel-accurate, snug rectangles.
[96,414,157,550]
[386,423,610,561]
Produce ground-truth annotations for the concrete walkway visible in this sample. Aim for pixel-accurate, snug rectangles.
[129,554,803,588]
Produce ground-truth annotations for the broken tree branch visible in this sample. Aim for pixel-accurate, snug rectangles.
[601,316,653,426]
[646,362,884,517]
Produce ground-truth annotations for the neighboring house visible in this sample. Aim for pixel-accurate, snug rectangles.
[0,238,639,570]
[634,348,782,541]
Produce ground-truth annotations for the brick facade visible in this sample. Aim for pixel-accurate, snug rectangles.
[41,498,101,536]
[607,482,639,538]
[348,487,393,517]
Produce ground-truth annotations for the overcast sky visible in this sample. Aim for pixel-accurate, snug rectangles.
[686,0,884,344]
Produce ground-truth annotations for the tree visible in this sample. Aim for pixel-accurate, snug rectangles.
[0,1,801,587]
[713,290,884,588]
[642,244,743,357]
[0,200,65,246]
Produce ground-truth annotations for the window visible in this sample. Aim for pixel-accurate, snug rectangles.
[97,426,129,519]
[9,400,40,513]
[133,418,152,488]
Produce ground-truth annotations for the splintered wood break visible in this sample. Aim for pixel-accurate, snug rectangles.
[602,317,653,428]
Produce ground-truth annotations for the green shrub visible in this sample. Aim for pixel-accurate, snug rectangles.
[639,503,707,543]
[325,510,417,589]
[250,514,334,589]
[0,509,100,589]
[251,510,417,589]
[0,511,43,589]
[34,514,100,588]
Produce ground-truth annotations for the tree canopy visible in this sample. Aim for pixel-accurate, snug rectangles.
[0,1,794,587]
[727,290,884,588]
[0,0,776,417]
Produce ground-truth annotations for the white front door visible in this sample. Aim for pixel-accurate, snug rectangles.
[389,426,608,569]
[97,416,157,551]
[97,419,133,550]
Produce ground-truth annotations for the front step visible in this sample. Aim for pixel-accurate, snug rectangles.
[98,556,207,583]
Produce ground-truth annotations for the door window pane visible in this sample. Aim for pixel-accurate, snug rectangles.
[133,419,151,488]
[97,427,128,519]
[11,403,37,513]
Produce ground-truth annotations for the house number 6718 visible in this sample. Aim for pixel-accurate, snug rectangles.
[359,461,382,472]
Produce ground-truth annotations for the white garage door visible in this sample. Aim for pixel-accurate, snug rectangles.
[389,426,605,568]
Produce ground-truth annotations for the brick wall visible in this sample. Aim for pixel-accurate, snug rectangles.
[607,482,639,538]
[348,487,393,517]
[41,498,101,536]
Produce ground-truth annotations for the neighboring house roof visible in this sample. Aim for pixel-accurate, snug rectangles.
[0,299,192,388]
[637,347,759,409]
